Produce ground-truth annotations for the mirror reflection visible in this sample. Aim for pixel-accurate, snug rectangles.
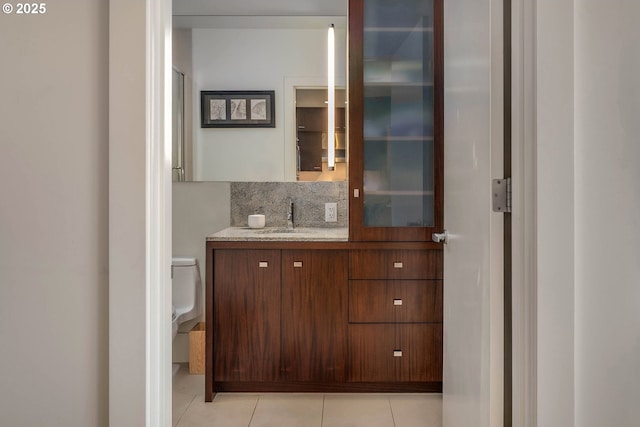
[172,15,347,182]
[296,88,347,181]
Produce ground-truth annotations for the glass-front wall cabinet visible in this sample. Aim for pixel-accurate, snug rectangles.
[349,0,442,241]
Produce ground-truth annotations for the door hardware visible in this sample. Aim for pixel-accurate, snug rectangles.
[432,229,449,244]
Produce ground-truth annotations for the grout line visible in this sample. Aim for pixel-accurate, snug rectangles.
[247,395,260,427]
[388,397,397,427]
[174,393,198,427]
[321,395,326,427]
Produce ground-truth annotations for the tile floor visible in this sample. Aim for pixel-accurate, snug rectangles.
[173,364,442,427]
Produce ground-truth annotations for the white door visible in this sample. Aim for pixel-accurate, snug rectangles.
[442,0,504,426]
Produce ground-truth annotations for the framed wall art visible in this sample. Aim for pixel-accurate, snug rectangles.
[200,90,275,128]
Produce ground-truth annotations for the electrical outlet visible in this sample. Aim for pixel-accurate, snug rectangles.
[325,202,337,222]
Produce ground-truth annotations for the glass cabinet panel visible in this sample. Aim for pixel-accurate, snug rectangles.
[361,0,436,228]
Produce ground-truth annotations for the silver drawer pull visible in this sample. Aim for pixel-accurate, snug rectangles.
[393,299,403,306]
[393,262,403,268]
[259,261,269,268]
[293,261,303,268]
[393,350,403,357]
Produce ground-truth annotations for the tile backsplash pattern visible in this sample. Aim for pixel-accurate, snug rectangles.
[231,182,348,228]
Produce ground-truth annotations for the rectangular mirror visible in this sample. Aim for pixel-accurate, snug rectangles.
[172,3,347,182]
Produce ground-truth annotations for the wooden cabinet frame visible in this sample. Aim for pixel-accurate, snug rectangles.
[348,0,444,242]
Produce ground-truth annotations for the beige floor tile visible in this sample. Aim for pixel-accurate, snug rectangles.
[249,394,324,427]
[389,394,442,427]
[176,393,259,427]
[173,391,198,427]
[173,364,206,395]
[322,394,394,427]
[172,379,443,427]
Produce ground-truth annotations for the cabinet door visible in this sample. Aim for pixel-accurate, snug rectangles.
[349,0,443,241]
[336,107,346,131]
[298,132,323,171]
[348,324,397,382]
[213,250,281,382]
[297,107,327,132]
[397,324,442,382]
[281,250,348,382]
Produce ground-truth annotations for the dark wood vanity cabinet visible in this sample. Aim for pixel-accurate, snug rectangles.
[281,250,348,382]
[209,245,349,394]
[348,248,443,384]
[340,0,445,392]
[212,250,281,382]
[206,242,443,400]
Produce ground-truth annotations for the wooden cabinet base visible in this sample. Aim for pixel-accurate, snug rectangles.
[211,381,442,394]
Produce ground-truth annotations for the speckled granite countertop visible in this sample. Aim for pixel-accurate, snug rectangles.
[207,227,349,242]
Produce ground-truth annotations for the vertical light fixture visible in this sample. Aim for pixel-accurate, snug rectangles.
[327,23,336,170]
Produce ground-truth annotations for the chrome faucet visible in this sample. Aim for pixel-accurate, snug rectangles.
[287,199,295,229]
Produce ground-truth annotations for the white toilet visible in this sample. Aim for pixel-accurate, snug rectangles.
[172,257,202,368]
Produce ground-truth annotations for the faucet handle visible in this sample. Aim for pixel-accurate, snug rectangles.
[287,199,295,228]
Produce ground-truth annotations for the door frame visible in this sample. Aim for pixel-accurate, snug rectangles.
[108,0,172,426]
[108,0,539,426]
[510,0,538,426]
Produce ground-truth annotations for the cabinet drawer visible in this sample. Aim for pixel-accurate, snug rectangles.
[348,324,442,382]
[350,250,442,280]
[349,280,442,323]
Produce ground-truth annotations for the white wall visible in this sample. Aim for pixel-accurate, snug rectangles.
[574,1,640,426]
[535,1,575,426]
[192,28,347,181]
[109,0,154,425]
[172,182,230,361]
[535,1,640,426]
[0,2,109,426]
[173,29,194,76]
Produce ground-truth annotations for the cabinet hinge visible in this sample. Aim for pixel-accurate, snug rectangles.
[492,177,512,213]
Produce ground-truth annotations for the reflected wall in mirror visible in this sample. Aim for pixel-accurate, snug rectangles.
[172,69,185,181]
[296,88,347,181]
[173,29,194,181]
[172,11,347,182]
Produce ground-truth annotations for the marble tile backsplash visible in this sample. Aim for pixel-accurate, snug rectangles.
[230,182,348,228]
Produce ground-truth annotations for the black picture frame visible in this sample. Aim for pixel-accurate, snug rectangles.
[200,90,275,128]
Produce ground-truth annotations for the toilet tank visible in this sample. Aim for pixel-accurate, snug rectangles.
[172,257,202,322]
